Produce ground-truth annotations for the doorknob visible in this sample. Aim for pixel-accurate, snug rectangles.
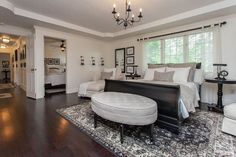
[31,68,37,72]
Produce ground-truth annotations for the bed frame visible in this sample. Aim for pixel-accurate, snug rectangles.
[104,79,182,133]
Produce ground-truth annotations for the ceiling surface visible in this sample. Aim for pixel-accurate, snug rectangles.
[1,0,236,39]
[7,0,224,32]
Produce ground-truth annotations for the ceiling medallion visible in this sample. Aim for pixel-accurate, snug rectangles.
[112,0,143,29]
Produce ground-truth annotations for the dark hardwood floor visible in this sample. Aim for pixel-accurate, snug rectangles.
[0,86,115,157]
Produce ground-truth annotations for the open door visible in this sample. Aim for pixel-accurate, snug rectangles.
[26,34,36,99]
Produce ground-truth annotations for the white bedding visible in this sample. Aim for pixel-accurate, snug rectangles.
[130,80,200,118]
[45,72,66,86]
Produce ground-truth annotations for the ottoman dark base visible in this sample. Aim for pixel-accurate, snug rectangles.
[94,113,155,144]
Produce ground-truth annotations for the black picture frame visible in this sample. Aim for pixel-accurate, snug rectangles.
[2,61,9,68]
[126,56,134,65]
[115,48,125,73]
[126,46,135,56]
[15,50,18,61]
[126,66,134,74]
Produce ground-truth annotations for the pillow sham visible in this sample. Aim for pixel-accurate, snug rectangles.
[166,67,191,82]
[101,71,113,80]
[153,71,174,82]
[104,68,116,79]
[144,67,166,80]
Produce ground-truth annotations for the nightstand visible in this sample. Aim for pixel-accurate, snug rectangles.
[205,78,236,113]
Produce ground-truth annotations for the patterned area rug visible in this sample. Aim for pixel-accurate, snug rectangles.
[0,93,12,99]
[0,83,14,90]
[57,101,236,157]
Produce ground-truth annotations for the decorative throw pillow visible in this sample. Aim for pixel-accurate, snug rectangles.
[144,67,166,80]
[104,68,116,79]
[101,71,113,80]
[166,67,191,82]
[153,71,174,82]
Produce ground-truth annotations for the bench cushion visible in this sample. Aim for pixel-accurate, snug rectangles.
[224,103,236,120]
[91,92,157,125]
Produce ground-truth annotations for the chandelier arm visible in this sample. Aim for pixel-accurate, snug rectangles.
[127,20,133,26]
[113,14,118,20]
[117,20,124,25]
[126,10,130,21]
[131,18,141,23]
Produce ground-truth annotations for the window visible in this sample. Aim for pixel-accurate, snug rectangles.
[164,37,184,64]
[145,40,161,64]
[145,31,214,72]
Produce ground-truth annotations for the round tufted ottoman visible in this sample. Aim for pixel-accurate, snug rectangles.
[91,92,157,143]
[222,103,236,136]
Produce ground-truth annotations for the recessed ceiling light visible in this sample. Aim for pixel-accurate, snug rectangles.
[2,36,10,43]
[0,44,7,49]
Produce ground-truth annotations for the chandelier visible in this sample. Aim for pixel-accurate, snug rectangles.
[112,0,143,29]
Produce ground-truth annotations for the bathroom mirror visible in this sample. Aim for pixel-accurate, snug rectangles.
[115,48,125,73]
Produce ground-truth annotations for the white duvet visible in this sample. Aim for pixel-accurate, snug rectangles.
[45,72,66,86]
[130,80,200,118]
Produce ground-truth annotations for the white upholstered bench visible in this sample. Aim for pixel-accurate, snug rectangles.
[91,92,157,143]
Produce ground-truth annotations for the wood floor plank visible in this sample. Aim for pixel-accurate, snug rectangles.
[0,87,115,157]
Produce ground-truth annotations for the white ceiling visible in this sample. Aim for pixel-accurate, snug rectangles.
[7,0,224,32]
[1,0,236,39]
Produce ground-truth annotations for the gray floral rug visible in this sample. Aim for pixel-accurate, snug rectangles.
[57,101,236,157]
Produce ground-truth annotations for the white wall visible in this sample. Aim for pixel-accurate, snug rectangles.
[110,14,236,105]
[44,42,66,65]
[34,26,113,98]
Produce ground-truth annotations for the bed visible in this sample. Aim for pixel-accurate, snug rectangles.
[45,66,66,90]
[104,63,203,133]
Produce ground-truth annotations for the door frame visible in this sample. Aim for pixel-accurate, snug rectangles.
[43,36,67,96]
[33,26,69,99]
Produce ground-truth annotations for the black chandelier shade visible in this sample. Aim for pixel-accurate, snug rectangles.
[112,0,143,28]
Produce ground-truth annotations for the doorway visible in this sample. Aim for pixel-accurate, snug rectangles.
[44,37,67,95]
[0,33,27,91]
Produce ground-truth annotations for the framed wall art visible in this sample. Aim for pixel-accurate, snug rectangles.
[126,66,134,74]
[126,56,134,65]
[126,46,135,56]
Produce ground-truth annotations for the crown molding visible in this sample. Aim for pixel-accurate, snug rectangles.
[1,0,236,38]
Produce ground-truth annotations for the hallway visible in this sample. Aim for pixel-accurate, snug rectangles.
[0,86,114,157]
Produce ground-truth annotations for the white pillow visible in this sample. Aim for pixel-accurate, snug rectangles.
[104,68,116,79]
[144,67,166,80]
[166,67,191,82]
[194,69,204,84]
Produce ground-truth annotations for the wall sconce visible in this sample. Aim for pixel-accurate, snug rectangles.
[101,57,104,66]
[91,57,95,66]
[80,56,84,65]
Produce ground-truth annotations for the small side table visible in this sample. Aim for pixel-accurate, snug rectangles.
[125,74,141,80]
[2,70,10,83]
[205,79,236,113]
